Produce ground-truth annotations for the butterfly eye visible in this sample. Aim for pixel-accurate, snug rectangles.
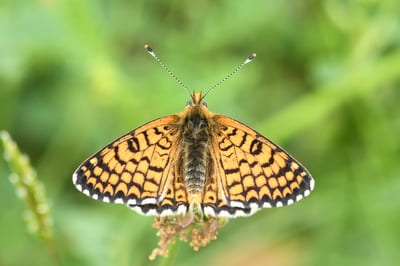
[202,102,208,107]
[185,101,192,107]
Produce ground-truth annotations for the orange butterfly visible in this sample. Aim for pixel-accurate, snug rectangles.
[73,45,314,218]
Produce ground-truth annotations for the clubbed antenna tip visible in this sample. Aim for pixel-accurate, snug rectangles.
[144,44,154,54]
[245,53,256,64]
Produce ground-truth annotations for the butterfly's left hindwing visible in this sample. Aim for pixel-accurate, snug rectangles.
[72,115,190,216]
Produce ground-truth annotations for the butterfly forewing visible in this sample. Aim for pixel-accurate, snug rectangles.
[201,115,314,217]
[73,115,190,216]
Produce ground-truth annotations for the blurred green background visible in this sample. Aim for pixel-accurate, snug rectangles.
[1,0,400,265]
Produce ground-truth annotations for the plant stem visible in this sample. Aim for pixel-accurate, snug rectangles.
[158,237,180,266]
[0,131,59,264]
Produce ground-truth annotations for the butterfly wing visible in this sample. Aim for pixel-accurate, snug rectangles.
[73,115,189,216]
[204,115,315,218]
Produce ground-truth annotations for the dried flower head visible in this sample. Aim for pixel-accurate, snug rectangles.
[149,211,228,260]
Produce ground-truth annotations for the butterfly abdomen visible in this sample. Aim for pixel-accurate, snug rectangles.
[182,112,210,205]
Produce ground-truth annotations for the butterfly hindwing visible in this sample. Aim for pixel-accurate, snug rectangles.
[73,115,189,216]
[206,115,315,217]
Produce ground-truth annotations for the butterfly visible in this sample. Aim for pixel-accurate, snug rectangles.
[72,45,314,218]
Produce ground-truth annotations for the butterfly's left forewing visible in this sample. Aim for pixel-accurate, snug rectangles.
[73,115,189,216]
[205,115,315,217]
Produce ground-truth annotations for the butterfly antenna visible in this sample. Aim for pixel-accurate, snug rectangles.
[202,52,256,100]
[144,44,192,98]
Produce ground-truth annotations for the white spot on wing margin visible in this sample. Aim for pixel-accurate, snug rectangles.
[263,202,272,208]
[142,198,156,205]
[114,198,124,204]
[83,189,90,196]
[129,205,158,216]
[127,199,136,205]
[310,178,315,191]
[176,205,187,215]
[72,172,78,184]
[230,201,245,208]
[159,209,173,217]
[204,206,216,217]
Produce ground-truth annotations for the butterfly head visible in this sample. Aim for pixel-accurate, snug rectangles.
[185,92,208,108]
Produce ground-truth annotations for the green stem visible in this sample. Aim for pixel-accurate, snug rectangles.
[158,237,180,266]
[0,131,59,264]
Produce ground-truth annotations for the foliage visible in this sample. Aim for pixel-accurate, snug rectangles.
[1,0,400,265]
